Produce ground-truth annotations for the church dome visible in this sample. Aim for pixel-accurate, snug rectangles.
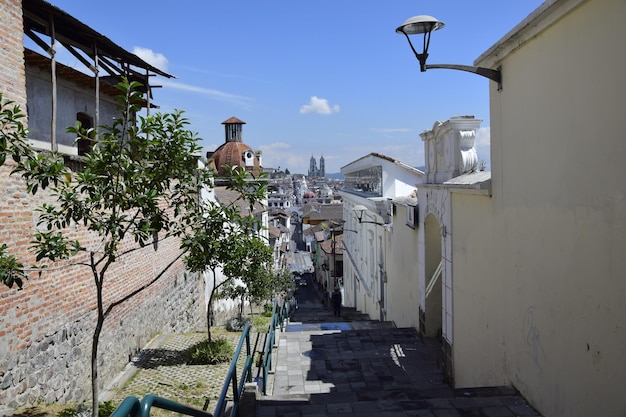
[207,117,261,176]
[210,142,260,176]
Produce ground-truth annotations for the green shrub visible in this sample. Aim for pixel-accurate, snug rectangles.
[58,408,77,417]
[262,303,274,317]
[99,401,116,417]
[225,317,252,332]
[186,338,234,365]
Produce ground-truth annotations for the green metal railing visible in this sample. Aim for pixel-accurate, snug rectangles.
[259,299,291,394]
[110,394,211,417]
[211,323,254,417]
[111,298,291,417]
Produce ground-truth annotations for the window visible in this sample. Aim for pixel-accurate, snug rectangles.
[406,204,418,229]
[76,112,93,156]
[343,166,383,197]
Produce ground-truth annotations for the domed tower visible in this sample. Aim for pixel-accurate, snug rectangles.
[207,117,262,177]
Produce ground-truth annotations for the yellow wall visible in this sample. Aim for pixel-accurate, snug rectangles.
[459,0,626,415]
[451,192,507,387]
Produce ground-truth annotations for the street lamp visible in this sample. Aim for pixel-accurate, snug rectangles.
[396,15,502,90]
[353,205,388,227]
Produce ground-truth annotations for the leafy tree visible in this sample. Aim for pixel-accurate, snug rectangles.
[0,93,42,288]
[1,81,269,416]
[220,237,273,318]
[0,244,27,289]
[223,262,295,319]
[269,268,296,299]
[181,174,268,342]
[1,81,204,416]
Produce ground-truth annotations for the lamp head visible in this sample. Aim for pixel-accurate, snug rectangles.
[395,15,444,35]
[396,15,444,72]
[352,205,368,223]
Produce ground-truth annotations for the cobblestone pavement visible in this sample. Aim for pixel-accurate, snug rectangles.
[104,328,264,413]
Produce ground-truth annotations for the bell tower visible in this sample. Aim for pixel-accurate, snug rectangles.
[222,116,245,143]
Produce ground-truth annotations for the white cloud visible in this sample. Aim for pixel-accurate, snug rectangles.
[133,47,169,72]
[299,96,340,115]
[257,142,324,174]
[159,79,253,107]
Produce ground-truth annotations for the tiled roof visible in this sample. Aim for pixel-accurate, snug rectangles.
[221,117,246,124]
[214,187,265,215]
[320,234,344,255]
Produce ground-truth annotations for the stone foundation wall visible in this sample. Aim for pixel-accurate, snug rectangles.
[1,267,204,408]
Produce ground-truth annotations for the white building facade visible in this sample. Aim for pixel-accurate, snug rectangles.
[339,153,424,321]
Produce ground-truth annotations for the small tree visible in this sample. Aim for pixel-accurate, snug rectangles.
[0,92,57,288]
[1,81,204,417]
[220,236,274,318]
[223,263,295,318]
[181,175,268,342]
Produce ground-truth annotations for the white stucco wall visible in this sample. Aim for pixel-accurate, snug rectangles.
[385,203,420,328]
[456,1,626,415]
[341,154,424,323]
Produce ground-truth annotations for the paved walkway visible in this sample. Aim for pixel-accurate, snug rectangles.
[256,282,541,417]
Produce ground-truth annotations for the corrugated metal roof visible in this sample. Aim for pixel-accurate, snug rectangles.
[25,49,121,97]
[308,204,343,221]
[23,0,173,79]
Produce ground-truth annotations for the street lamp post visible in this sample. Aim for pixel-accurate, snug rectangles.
[396,14,502,90]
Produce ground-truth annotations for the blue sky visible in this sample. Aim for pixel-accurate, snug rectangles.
[43,1,545,175]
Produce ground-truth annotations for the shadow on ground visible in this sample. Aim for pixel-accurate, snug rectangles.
[132,347,190,369]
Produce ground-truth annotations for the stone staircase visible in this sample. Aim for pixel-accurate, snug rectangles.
[254,303,541,417]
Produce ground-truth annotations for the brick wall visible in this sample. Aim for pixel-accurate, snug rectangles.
[0,161,206,407]
[0,0,26,108]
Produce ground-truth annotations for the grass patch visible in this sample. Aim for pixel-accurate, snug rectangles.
[252,315,272,332]
[185,338,234,365]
